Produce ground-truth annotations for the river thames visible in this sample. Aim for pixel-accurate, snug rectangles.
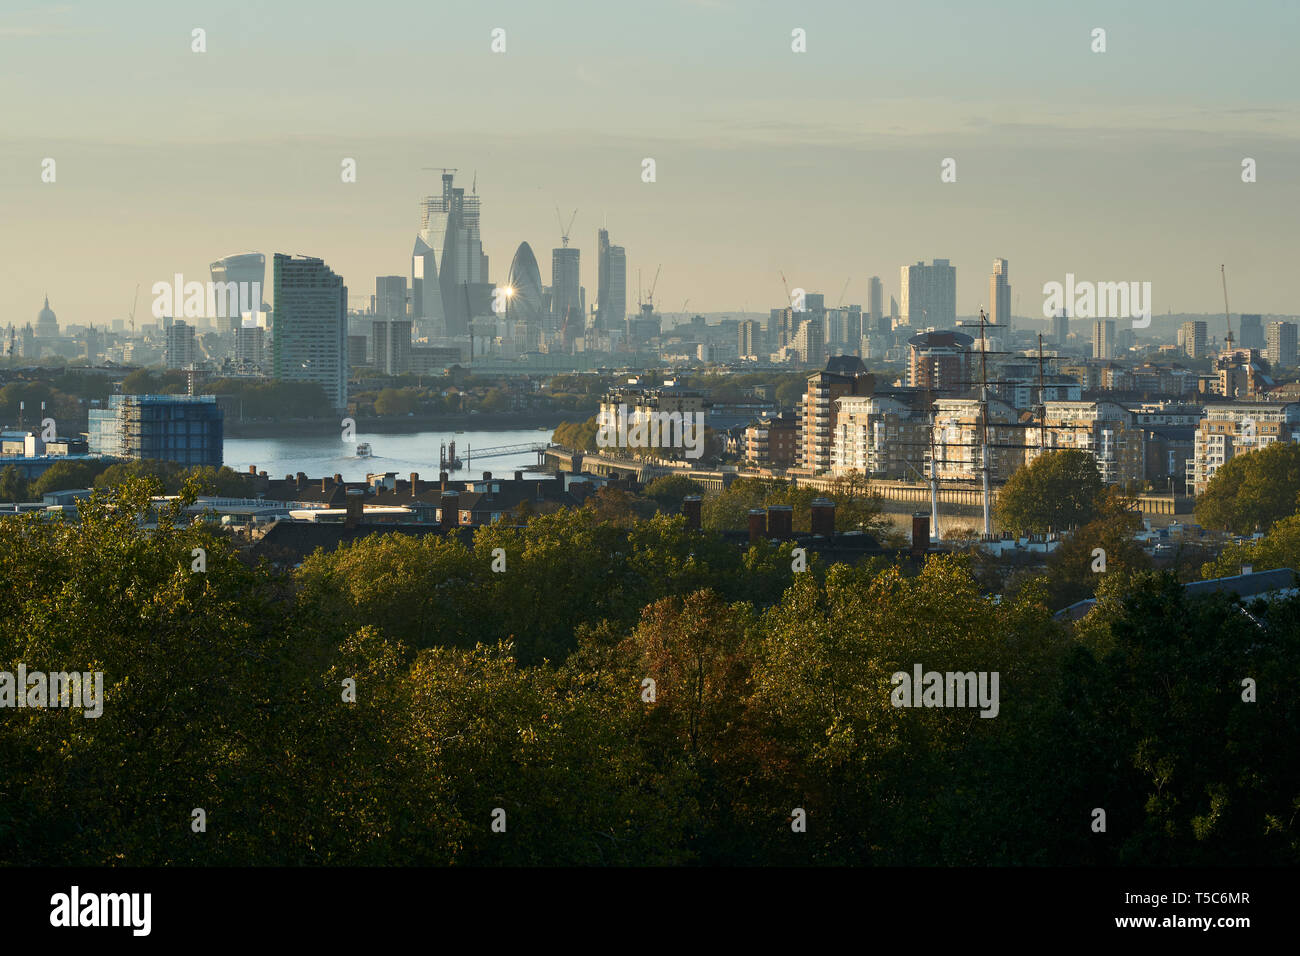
[224,426,553,482]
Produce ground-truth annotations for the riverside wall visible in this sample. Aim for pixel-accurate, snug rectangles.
[543,448,1191,516]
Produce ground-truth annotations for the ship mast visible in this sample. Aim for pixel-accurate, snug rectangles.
[978,309,992,538]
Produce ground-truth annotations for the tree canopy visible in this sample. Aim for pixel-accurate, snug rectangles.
[1202,511,1300,579]
[995,450,1106,535]
[2,477,1296,866]
[1195,440,1300,534]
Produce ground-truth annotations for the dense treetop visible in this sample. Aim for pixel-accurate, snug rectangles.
[1195,441,1300,535]
[2,477,1295,865]
[995,450,1108,535]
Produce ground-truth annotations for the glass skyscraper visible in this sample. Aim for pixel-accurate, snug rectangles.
[596,228,627,334]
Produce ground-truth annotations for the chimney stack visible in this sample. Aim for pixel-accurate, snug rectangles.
[247,465,256,474]
[322,478,329,492]
[410,472,419,497]
[344,490,364,529]
[911,512,930,559]
[767,504,793,538]
[682,495,702,531]
[440,471,449,490]
[483,471,492,481]
[295,472,306,490]
[810,498,836,536]
[748,509,767,544]
[439,490,460,531]
[514,470,523,482]
[334,473,343,484]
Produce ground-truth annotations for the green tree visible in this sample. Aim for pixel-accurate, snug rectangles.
[748,556,1063,864]
[0,476,304,865]
[373,387,418,416]
[582,486,651,527]
[389,641,697,865]
[1195,440,1300,534]
[1201,511,1300,578]
[553,417,599,452]
[823,473,890,538]
[119,369,188,395]
[701,478,788,531]
[0,465,29,503]
[294,532,491,653]
[642,474,706,513]
[1040,495,1152,608]
[205,379,331,419]
[30,460,107,497]
[774,376,806,407]
[995,450,1106,535]
[1053,572,1300,864]
[93,459,186,491]
[89,461,253,496]
[700,475,888,539]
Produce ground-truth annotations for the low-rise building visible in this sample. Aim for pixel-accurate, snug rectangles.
[1024,400,1144,486]
[597,378,707,461]
[930,397,1024,483]
[744,411,799,468]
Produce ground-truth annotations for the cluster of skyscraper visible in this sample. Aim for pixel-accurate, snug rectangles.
[499,226,627,352]
[399,171,632,359]
[140,170,636,406]
[752,259,1012,366]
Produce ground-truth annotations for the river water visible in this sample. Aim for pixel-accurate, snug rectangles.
[224,427,553,482]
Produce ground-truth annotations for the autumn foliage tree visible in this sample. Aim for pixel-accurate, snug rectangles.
[995,450,1107,535]
[2,474,1297,866]
[1194,440,1300,534]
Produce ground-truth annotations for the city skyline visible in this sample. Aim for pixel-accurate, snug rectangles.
[4,0,1299,902]
[3,1,1299,325]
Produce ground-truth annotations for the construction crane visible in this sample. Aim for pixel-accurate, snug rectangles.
[836,277,851,308]
[681,298,690,317]
[128,283,139,338]
[645,265,661,310]
[779,270,791,306]
[1221,264,1234,351]
[422,166,458,176]
[555,206,578,247]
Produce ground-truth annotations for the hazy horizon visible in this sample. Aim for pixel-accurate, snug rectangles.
[4,0,1298,327]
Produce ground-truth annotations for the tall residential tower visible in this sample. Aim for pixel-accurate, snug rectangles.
[272,254,349,409]
[989,258,1011,328]
[900,259,956,329]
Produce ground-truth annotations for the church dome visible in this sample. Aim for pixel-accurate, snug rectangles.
[36,295,59,336]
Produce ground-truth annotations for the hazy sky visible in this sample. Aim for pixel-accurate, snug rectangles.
[3,0,1298,328]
